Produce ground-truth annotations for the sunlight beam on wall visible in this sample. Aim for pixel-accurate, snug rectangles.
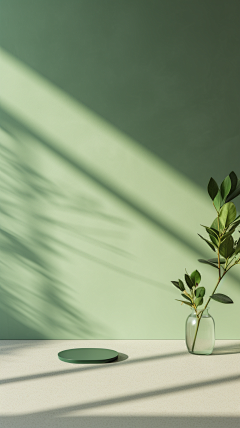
[0,47,239,339]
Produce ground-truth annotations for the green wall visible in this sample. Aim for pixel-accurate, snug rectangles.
[0,1,239,339]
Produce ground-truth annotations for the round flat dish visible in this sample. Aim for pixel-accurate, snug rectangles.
[58,348,118,364]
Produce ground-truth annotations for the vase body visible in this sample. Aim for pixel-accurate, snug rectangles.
[185,308,215,355]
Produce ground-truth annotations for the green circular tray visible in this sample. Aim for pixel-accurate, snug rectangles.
[58,348,118,364]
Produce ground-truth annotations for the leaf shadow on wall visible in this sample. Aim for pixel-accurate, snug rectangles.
[1,105,240,287]
[0,123,133,339]
[1,106,182,339]
[1,105,240,339]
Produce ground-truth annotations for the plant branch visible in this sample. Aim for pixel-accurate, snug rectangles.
[191,240,225,353]
[189,173,240,354]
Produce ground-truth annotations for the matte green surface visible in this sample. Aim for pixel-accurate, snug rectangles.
[58,348,118,364]
[0,1,239,339]
[1,0,240,194]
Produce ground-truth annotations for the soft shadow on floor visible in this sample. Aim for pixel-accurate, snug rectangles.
[0,350,188,386]
[212,342,240,355]
[115,352,128,362]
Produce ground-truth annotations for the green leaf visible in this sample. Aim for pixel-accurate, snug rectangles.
[195,287,205,298]
[178,279,185,291]
[175,299,192,307]
[220,175,231,201]
[235,239,240,255]
[231,214,240,223]
[208,257,225,264]
[201,225,219,239]
[171,281,181,291]
[225,180,240,203]
[219,202,236,228]
[229,171,238,195]
[209,227,219,237]
[222,232,233,242]
[185,273,194,289]
[208,177,219,200]
[227,219,240,234]
[190,270,201,286]
[194,297,203,307]
[198,234,216,252]
[181,293,192,303]
[211,217,224,234]
[209,234,219,247]
[201,225,219,246]
[198,259,219,269]
[204,226,218,237]
[221,230,236,243]
[213,190,222,212]
[210,293,234,304]
[219,236,235,259]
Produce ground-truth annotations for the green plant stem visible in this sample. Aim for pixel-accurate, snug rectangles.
[192,212,223,353]
[191,274,223,353]
[190,184,240,353]
[191,311,203,353]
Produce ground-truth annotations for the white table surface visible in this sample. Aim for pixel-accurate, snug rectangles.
[0,340,240,428]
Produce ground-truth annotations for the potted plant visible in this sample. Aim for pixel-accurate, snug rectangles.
[171,171,240,355]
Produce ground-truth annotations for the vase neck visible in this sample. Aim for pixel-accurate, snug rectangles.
[191,308,210,316]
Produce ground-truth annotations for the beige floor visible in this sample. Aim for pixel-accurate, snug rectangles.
[0,340,240,428]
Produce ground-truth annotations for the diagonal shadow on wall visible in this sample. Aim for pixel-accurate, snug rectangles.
[1,104,240,291]
[0,0,239,202]
[1,117,131,339]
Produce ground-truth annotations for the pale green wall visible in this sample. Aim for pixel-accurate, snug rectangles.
[0,1,239,339]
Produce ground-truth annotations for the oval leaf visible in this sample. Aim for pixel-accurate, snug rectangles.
[230,214,240,224]
[225,179,240,203]
[219,202,236,228]
[175,299,192,307]
[211,217,224,234]
[178,279,185,292]
[221,231,235,243]
[208,257,225,264]
[190,270,201,286]
[213,190,222,212]
[226,219,240,234]
[171,280,181,290]
[209,234,219,247]
[201,225,219,246]
[181,293,192,303]
[194,297,203,307]
[185,274,194,289]
[210,293,234,304]
[195,286,205,298]
[229,171,238,195]
[219,236,235,259]
[201,225,219,239]
[220,175,231,201]
[208,177,219,200]
[198,234,216,252]
[209,227,219,237]
[205,226,218,237]
[198,259,219,269]
[234,239,240,255]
